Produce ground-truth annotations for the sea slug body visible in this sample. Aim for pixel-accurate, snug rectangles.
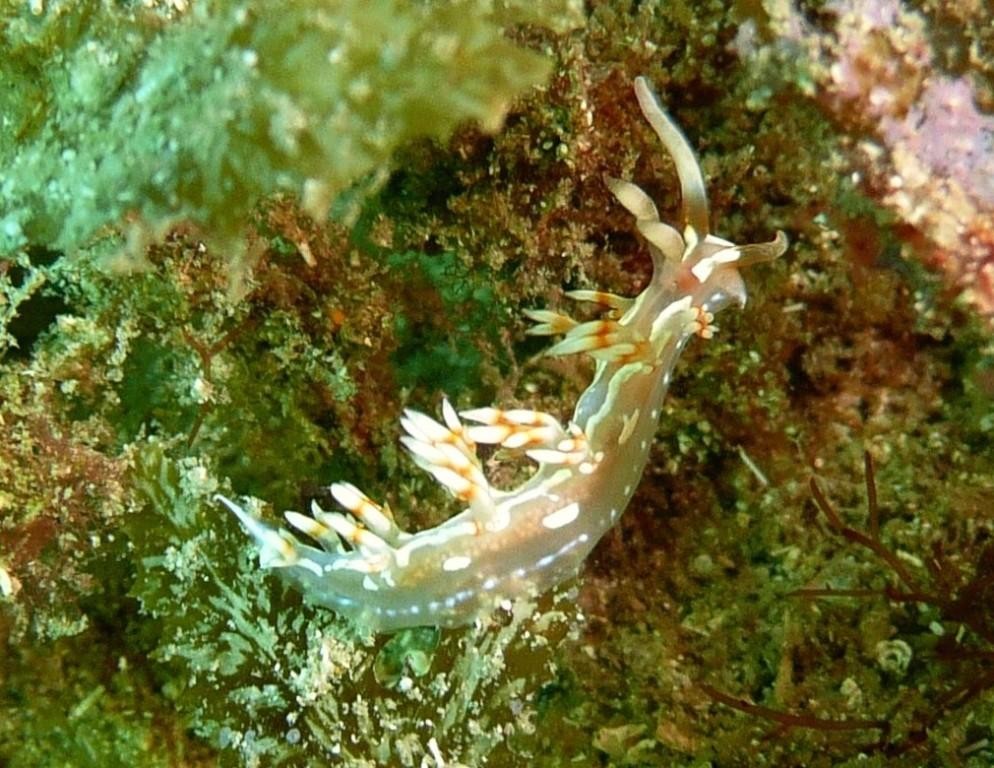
[218,76,788,631]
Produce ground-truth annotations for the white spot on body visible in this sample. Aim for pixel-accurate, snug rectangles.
[618,408,640,445]
[296,558,323,577]
[543,502,580,529]
[484,508,510,533]
[442,555,472,572]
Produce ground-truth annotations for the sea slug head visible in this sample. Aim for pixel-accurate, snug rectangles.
[606,76,787,335]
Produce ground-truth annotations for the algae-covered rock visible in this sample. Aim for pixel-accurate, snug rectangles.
[0,0,567,263]
[3,0,994,765]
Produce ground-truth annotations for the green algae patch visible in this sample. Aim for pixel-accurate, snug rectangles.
[387,249,503,395]
[126,440,347,765]
[0,0,566,266]
[0,634,214,768]
[126,440,583,764]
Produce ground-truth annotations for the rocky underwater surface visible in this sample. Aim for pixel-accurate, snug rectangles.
[2,1,994,766]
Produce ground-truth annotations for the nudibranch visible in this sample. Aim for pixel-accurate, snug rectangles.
[217,76,788,631]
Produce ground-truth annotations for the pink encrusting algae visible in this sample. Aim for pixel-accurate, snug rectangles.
[218,77,787,631]
[763,0,994,315]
